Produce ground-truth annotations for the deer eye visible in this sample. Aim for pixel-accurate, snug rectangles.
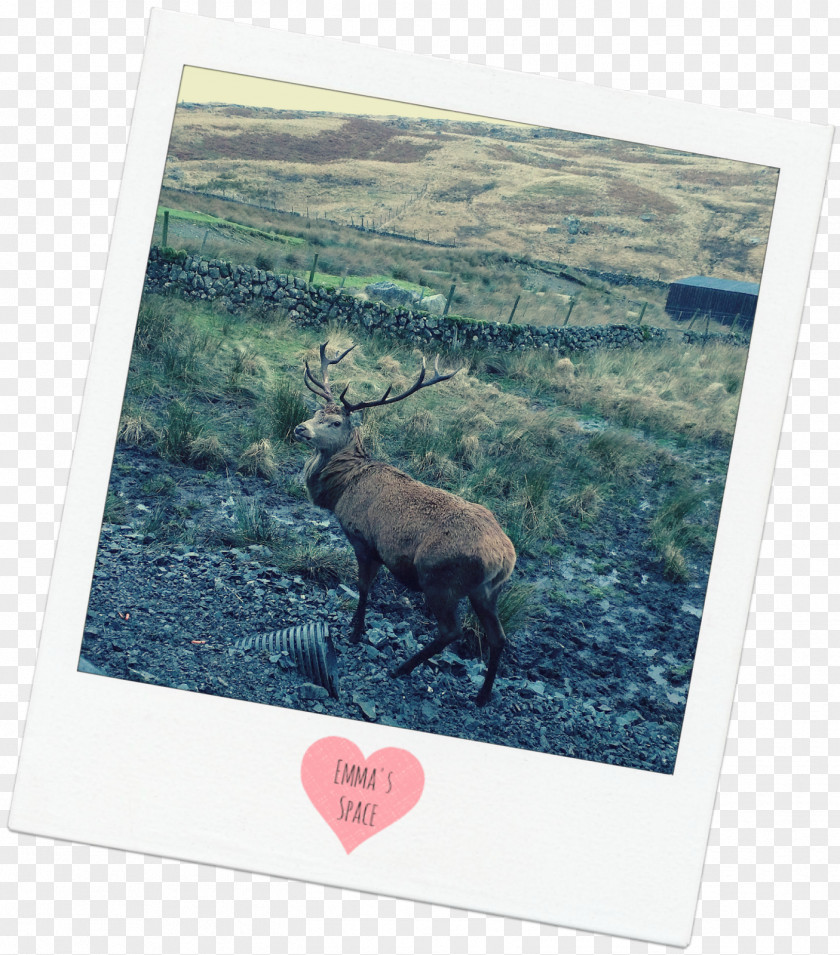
[330,421,342,427]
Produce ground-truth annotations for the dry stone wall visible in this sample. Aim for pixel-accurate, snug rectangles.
[145,247,745,354]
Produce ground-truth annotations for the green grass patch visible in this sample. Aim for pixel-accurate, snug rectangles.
[157,206,304,244]
[103,491,131,525]
[262,380,310,444]
[157,401,228,469]
[140,503,183,543]
[270,541,357,590]
[463,580,536,656]
[218,500,281,547]
[142,474,176,497]
[647,488,713,582]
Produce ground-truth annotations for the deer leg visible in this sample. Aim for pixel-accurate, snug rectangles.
[467,586,507,707]
[390,590,460,679]
[349,549,382,643]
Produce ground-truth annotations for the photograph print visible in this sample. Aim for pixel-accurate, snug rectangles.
[77,65,779,774]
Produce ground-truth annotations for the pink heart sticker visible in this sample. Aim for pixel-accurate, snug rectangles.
[301,736,424,854]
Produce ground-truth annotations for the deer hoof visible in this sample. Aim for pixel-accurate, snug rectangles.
[475,690,492,707]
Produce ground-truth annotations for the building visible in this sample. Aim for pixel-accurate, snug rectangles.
[665,276,759,328]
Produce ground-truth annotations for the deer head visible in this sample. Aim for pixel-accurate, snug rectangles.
[294,341,457,458]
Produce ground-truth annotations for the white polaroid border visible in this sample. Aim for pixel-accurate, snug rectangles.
[9,9,832,947]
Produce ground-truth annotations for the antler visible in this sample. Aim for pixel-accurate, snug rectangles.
[303,341,357,402]
[339,354,458,414]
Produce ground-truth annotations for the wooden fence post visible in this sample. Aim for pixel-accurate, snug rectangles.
[161,209,169,247]
[443,283,456,317]
[636,301,648,325]
[200,229,209,254]
[308,253,319,285]
[563,297,577,326]
[507,295,521,324]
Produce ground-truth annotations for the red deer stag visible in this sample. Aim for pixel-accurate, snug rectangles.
[293,342,516,706]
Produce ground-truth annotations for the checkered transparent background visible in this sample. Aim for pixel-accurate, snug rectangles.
[2,2,837,952]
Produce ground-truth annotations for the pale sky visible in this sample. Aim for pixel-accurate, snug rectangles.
[177,65,524,124]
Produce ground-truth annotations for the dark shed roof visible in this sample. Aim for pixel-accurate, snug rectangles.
[672,276,759,296]
[665,275,760,327]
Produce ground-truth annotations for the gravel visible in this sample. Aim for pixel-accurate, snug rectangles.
[80,444,710,774]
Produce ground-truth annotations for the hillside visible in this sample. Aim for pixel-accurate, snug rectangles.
[161,104,778,283]
[78,290,748,771]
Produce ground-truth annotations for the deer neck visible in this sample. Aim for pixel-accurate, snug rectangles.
[304,429,370,511]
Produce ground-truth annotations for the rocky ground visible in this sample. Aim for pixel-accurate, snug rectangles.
[79,443,714,775]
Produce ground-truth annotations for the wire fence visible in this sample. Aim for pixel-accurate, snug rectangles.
[150,205,750,343]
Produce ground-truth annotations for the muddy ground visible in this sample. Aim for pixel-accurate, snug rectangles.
[78,438,716,775]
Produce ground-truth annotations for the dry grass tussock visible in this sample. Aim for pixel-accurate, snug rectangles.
[572,343,746,445]
[238,438,277,480]
[376,355,402,377]
[230,344,266,378]
[118,409,159,447]
[271,540,357,590]
[492,341,746,446]
[554,357,576,385]
[187,434,228,470]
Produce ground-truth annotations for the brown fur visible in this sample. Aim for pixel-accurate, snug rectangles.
[295,403,516,706]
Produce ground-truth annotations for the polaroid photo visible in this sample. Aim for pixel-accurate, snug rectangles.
[9,9,832,947]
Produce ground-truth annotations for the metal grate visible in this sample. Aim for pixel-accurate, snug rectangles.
[235,623,339,698]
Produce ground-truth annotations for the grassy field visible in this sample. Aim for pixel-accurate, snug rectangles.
[162,105,777,282]
[158,206,305,244]
[117,293,746,585]
[152,192,750,338]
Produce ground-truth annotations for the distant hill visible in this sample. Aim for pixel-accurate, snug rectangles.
[162,104,778,283]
